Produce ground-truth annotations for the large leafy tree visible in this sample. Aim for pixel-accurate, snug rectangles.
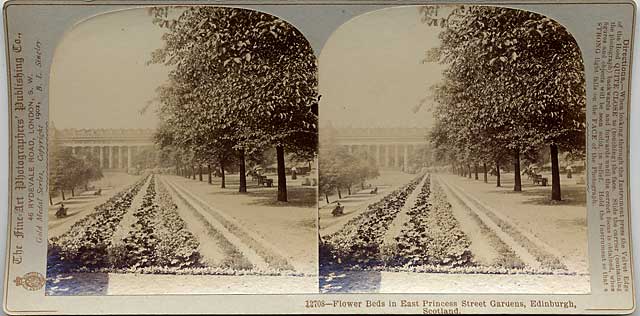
[425,6,585,200]
[150,7,318,201]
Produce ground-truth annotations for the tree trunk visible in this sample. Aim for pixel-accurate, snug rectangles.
[483,163,488,183]
[220,163,226,189]
[49,194,53,206]
[467,165,472,179]
[60,189,66,201]
[474,164,479,180]
[239,150,247,193]
[348,186,352,195]
[198,165,203,182]
[337,188,342,199]
[513,150,522,192]
[276,146,288,202]
[325,194,329,204]
[207,164,212,184]
[550,144,562,201]
[192,166,196,180]
[71,188,75,197]
[496,160,501,187]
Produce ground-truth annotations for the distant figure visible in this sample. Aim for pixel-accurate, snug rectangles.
[370,187,378,194]
[56,203,68,218]
[332,202,344,217]
[291,167,297,180]
[566,165,573,179]
[94,188,102,196]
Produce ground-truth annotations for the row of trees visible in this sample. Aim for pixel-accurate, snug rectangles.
[49,146,103,204]
[149,7,318,201]
[319,125,380,203]
[424,6,586,201]
[319,146,379,203]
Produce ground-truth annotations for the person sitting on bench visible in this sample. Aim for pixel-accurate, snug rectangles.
[56,203,68,218]
[332,202,344,217]
[370,187,378,194]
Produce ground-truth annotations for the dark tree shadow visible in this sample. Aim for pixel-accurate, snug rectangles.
[54,197,94,206]
[488,184,587,207]
[179,174,317,208]
[244,186,317,208]
[49,211,81,225]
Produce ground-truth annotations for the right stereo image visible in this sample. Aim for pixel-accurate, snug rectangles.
[318,5,589,294]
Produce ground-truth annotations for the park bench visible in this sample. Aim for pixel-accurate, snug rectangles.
[257,175,273,187]
[94,189,102,196]
[370,187,378,194]
[532,174,548,186]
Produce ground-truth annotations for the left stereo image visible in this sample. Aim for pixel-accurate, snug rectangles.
[45,6,319,295]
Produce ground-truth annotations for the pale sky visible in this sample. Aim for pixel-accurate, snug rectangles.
[50,8,167,129]
[50,6,445,130]
[319,6,445,128]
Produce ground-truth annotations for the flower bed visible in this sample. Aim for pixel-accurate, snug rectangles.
[154,180,202,268]
[49,175,150,270]
[112,175,202,270]
[321,174,424,266]
[392,180,473,267]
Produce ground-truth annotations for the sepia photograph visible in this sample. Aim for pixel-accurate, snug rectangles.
[3,0,637,314]
[45,6,319,295]
[318,5,590,294]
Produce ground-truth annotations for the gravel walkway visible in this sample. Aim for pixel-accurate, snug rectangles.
[438,177,541,269]
[435,177,499,266]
